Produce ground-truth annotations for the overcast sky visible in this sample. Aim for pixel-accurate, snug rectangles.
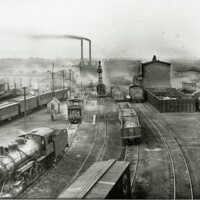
[0,0,199,60]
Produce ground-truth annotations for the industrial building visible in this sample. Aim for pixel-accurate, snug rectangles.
[138,55,171,88]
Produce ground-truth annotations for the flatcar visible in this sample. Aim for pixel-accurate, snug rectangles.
[129,84,144,103]
[58,159,131,199]
[68,97,84,124]
[0,127,68,198]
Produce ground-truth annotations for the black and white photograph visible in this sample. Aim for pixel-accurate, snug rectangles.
[0,0,200,199]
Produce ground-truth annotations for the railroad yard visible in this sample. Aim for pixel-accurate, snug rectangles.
[1,88,200,198]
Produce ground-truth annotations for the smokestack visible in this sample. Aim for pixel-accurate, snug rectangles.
[89,40,91,66]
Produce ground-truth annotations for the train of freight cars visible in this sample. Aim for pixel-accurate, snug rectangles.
[0,127,68,198]
[117,102,141,144]
[0,89,68,122]
[110,85,144,102]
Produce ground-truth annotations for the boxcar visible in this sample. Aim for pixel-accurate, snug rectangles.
[111,87,125,101]
[58,159,131,199]
[129,85,144,103]
[54,89,64,100]
[11,95,38,114]
[38,91,53,106]
[0,102,20,121]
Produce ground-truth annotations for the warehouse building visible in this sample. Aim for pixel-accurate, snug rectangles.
[138,55,171,88]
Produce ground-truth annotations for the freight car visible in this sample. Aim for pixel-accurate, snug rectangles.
[110,86,125,101]
[68,97,84,124]
[11,95,38,114]
[58,159,131,199]
[0,127,68,198]
[129,85,144,103]
[117,102,141,144]
[0,102,19,121]
[0,89,68,122]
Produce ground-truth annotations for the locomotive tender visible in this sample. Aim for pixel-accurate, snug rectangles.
[0,127,68,198]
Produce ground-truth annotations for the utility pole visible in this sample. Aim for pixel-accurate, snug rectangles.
[22,87,27,127]
[51,63,55,97]
[80,61,83,89]
[14,78,17,96]
[69,69,72,99]
[62,70,65,99]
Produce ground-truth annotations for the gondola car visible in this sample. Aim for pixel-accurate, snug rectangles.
[129,84,144,103]
[68,97,84,124]
[0,127,68,198]
[117,102,141,144]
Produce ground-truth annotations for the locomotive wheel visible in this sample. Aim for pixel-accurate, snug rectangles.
[30,167,37,180]
[37,164,44,175]
[24,172,31,186]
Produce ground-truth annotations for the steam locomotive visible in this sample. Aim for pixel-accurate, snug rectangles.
[0,127,68,198]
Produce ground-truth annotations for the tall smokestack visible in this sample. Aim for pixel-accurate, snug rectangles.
[89,40,91,66]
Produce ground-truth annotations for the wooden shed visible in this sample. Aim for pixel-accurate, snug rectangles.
[47,97,61,114]
[58,159,131,199]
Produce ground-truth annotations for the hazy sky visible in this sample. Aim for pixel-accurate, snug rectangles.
[0,0,199,60]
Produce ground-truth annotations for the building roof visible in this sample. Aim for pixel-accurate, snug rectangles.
[142,55,171,66]
[27,127,53,137]
[48,97,60,104]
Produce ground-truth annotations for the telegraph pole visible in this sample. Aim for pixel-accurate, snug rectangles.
[51,63,55,97]
[62,70,65,99]
[69,69,72,98]
[22,87,27,127]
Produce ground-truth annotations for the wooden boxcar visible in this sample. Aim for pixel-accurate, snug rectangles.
[129,85,144,103]
[38,91,53,106]
[11,95,38,114]
[0,102,20,121]
[58,159,131,199]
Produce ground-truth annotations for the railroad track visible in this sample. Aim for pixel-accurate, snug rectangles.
[135,103,194,199]
[124,145,140,190]
[59,97,108,194]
